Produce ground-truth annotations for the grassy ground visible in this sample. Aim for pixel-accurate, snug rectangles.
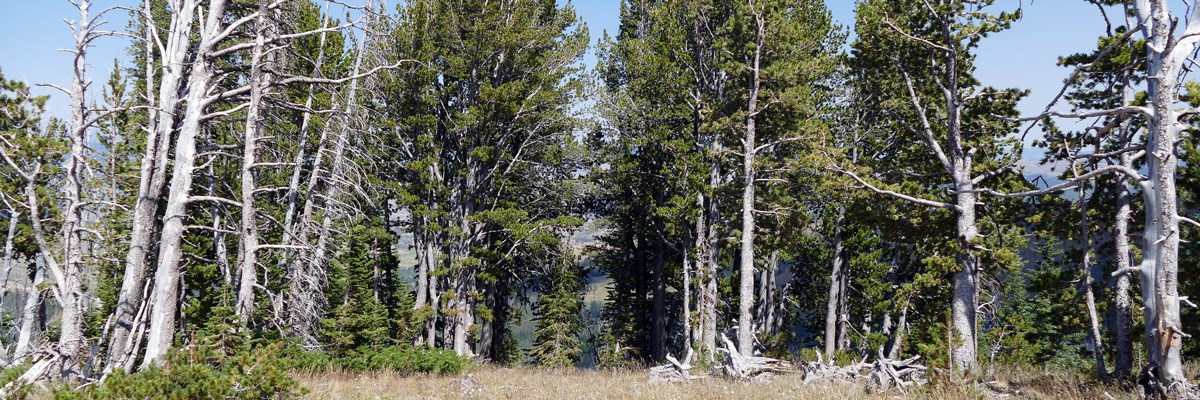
[295,366,1145,399]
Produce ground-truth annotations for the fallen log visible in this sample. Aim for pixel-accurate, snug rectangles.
[802,351,927,394]
[649,349,706,383]
[718,333,793,381]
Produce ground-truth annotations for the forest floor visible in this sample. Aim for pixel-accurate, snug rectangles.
[295,365,1145,399]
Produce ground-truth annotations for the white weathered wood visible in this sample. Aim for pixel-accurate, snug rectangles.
[234,0,273,326]
[106,0,195,373]
[736,1,765,359]
[142,0,231,368]
[12,258,44,364]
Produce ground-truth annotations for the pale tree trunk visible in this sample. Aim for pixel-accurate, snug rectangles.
[755,250,778,337]
[56,0,93,375]
[289,94,340,347]
[939,16,979,376]
[143,0,230,367]
[107,0,193,372]
[1079,183,1110,381]
[450,163,478,356]
[0,207,16,362]
[700,158,719,355]
[885,305,908,359]
[1131,1,1197,388]
[424,231,440,348]
[0,209,18,325]
[13,259,43,364]
[210,163,232,287]
[281,9,331,349]
[950,176,978,375]
[413,219,429,347]
[16,179,71,378]
[7,0,101,378]
[682,227,693,351]
[306,19,369,344]
[235,0,273,326]
[736,5,765,358]
[1113,151,1135,380]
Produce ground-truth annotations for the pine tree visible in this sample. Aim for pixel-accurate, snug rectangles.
[529,246,584,368]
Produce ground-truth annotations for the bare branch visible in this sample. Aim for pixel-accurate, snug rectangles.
[829,166,959,210]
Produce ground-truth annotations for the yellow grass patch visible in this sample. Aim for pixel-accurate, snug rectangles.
[296,366,1150,400]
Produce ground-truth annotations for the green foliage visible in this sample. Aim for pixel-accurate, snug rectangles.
[320,222,402,357]
[280,346,470,375]
[56,342,302,400]
[593,329,638,370]
[0,363,31,399]
[528,247,585,368]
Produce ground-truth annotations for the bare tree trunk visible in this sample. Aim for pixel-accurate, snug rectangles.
[736,6,765,358]
[0,209,18,321]
[288,94,340,347]
[107,0,193,372]
[700,161,719,355]
[281,10,331,349]
[57,0,92,373]
[424,234,440,347]
[209,162,232,287]
[1132,1,1194,388]
[413,220,429,347]
[950,183,978,375]
[886,305,908,359]
[305,24,368,348]
[682,228,693,351]
[13,260,43,364]
[1113,155,1135,380]
[235,0,273,326]
[755,250,778,337]
[143,0,230,367]
[1079,183,1110,381]
[945,18,978,376]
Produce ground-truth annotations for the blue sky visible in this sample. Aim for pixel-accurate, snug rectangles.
[0,0,1122,168]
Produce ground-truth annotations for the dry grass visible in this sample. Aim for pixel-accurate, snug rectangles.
[296,365,1155,400]
[298,368,879,400]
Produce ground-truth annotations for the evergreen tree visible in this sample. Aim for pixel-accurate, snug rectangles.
[529,245,584,368]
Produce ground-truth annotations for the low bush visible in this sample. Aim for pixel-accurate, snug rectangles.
[55,342,304,400]
[282,345,471,375]
[0,363,31,399]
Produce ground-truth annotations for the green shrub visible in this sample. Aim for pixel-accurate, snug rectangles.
[0,363,31,400]
[55,342,304,400]
[282,345,471,375]
[0,363,30,387]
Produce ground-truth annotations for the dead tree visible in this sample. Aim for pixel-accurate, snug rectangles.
[142,0,234,367]
[106,0,193,373]
[234,0,276,326]
[1,0,122,382]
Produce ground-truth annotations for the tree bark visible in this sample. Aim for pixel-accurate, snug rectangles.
[107,0,193,372]
[700,157,719,355]
[142,0,229,367]
[650,193,666,361]
[281,10,331,348]
[736,5,765,358]
[1079,183,1110,381]
[0,209,18,330]
[234,0,273,326]
[1132,1,1194,387]
[56,0,93,374]
[1113,154,1135,380]
[825,206,847,358]
[12,259,43,364]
